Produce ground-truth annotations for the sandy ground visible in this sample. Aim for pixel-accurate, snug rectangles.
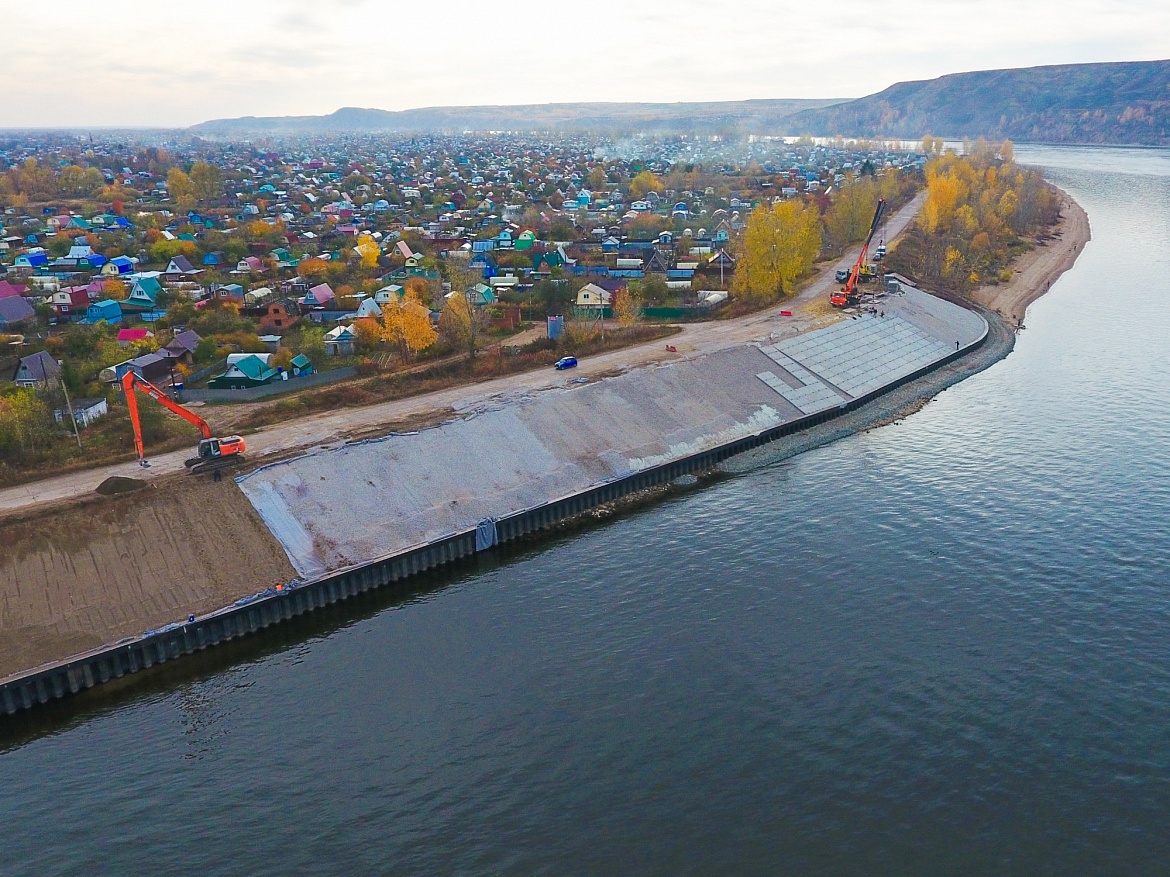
[970,189,1091,325]
[0,478,295,680]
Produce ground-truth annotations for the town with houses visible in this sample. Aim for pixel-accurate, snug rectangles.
[0,131,924,471]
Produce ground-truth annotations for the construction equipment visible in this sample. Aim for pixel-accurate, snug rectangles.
[830,199,886,308]
[121,371,246,473]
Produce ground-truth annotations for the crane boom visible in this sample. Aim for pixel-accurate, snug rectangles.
[121,370,244,470]
[831,198,886,308]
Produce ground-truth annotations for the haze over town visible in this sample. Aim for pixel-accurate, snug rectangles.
[4,0,1170,127]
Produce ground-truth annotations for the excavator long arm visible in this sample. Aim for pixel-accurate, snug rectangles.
[122,370,212,462]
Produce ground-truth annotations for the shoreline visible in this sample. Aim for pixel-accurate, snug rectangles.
[969,187,1091,325]
[0,193,1090,713]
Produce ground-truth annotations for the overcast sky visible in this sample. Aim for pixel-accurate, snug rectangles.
[2,0,1168,128]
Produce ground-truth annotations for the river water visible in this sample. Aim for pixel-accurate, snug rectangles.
[3,146,1170,876]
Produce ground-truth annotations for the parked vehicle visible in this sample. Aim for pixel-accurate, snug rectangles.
[835,269,851,282]
[554,356,578,370]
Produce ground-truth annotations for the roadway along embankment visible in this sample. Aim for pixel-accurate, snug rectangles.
[1,283,987,715]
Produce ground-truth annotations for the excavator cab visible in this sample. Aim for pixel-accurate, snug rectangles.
[198,438,221,459]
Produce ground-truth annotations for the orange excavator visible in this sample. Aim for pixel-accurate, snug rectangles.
[830,198,886,309]
[121,371,246,473]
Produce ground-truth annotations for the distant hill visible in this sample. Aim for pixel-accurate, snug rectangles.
[785,60,1170,145]
[190,60,1170,145]
[187,99,844,137]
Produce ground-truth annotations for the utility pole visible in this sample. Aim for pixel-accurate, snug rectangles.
[59,373,82,450]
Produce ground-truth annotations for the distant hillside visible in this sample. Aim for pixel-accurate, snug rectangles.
[786,60,1170,145]
[187,99,844,137]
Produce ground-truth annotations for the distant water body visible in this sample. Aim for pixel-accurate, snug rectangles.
[3,146,1170,876]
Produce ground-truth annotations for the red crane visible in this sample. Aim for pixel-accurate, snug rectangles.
[121,371,246,473]
[830,198,886,308]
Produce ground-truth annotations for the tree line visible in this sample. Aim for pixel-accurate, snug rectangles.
[886,139,1060,293]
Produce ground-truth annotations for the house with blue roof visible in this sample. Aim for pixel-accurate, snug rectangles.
[84,299,122,324]
[102,256,135,276]
[15,250,48,269]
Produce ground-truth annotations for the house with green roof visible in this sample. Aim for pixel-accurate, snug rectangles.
[123,276,162,310]
[207,354,280,389]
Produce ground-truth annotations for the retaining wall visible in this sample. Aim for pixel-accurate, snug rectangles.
[0,313,987,717]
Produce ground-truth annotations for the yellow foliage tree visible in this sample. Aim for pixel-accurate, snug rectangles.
[381,293,437,359]
[629,170,663,200]
[612,287,639,327]
[104,278,129,301]
[353,317,382,353]
[732,201,822,302]
[356,236,380,269]
[824,176,878,247]
[167,168,196,212]
[189,161,222,203]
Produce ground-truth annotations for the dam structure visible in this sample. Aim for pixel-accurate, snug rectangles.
[1,283,987,716]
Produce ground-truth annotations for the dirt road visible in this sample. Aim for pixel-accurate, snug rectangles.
[0,193,925,519]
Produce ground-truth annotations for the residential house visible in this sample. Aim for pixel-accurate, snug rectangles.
[353,297,382,319]
[257,300,300,333]
[101,256,136,276]
[13,350,61,387]
[117,328,155,347]
[14,250,48,270]
[202,251,227,268]
[50,286,90,318]
[289,354,314,377]
[207,354,280,389]
[323,323,357,356]
[466,283,497,306]
[164,255,200,277]
[575,283,611,309]
[163,329,202,364]
[236,255,265,273]
[299,282,336,311]
[117,351,171,384]
[0,295,36,327]
[54,397,108,429]
[0,280,27,299]
[84,299,122,324]
[124,276,163,309]
[373,284,404,305]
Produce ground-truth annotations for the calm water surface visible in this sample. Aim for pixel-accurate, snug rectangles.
[3,146,1170,876]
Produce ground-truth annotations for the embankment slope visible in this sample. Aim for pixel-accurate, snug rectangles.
[0,479,295,678]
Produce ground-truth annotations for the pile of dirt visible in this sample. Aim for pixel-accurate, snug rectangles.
[0,478,296,680]
[95,475,147,496]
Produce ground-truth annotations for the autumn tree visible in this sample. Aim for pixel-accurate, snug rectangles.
[355,236,380,269]
[438,274,486,363]
[733,201,822,302]
[824,176,879,249]
[381,290,437,360]
[167,168,196,212]
[353,317,383,354]
[104,278,129,301]
[189,161,223,203]
[629,170,663,200]
[612,287,640,327]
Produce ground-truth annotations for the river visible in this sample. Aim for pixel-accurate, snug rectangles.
[3,145,1170,876]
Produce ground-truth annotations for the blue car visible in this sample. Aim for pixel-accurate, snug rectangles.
[554,356,578,370]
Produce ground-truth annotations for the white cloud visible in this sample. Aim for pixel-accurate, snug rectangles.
[0,0,1167,126]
